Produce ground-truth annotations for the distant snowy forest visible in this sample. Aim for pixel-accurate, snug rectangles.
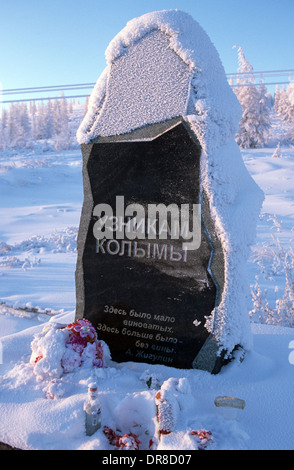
[1,47,294,153]
[0,93,87,153]
[231,46,294,148]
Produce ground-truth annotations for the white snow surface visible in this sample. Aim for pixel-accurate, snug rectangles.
[77,10,264,353]
[0,145,294,450]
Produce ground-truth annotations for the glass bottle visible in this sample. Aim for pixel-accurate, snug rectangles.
[84,382,102,436]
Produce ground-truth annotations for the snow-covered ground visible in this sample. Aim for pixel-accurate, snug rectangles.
[0,146,294,450]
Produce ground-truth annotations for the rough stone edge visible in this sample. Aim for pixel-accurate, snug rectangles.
[75,143,94,320]
[90,116,184,143]
[180,120,227,374]
[0,442,21,450]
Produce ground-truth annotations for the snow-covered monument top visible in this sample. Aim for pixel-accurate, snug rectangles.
[76,10,264,372]
[77,9,241,144]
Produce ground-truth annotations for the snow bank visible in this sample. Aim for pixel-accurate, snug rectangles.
[2,311,294,450]
[77,10,264,354]
[0,146,294,450]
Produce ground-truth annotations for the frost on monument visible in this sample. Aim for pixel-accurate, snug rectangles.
[75,10,264,373]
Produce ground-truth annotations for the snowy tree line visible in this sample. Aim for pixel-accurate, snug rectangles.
[1,49,294,152]
[0,95,88,152]
[232,46,294,148]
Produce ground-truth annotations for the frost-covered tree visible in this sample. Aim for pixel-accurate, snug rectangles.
[35,102,48,140]
[274,83,294,142]
[256,80,272,143]
[6,103,31,148]
[19,103,32,147]
[0,95,78,152]
[29,101,37,141]
[272,142,281,158]
[52,99,61,136]
[233,46,271,148]
[0,108,9,151]
[287,83,294,121]
[276,86,291,121]
[6,104,18,146]
[287,85,294,142]
[45,100,54,139]
[54,94,70,150]
[274,85,280,113]
[84,96,89,115]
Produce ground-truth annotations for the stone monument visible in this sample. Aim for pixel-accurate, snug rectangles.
[75,10,264,373]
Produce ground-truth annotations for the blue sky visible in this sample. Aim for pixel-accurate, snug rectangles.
[1,0,294,100]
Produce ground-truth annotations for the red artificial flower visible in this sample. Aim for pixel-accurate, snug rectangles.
[191,429,213,450]
[34,355,43,364]
[103,426,141,450]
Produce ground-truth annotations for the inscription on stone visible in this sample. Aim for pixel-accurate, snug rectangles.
[76,120,219,370]
[75,9,263,374]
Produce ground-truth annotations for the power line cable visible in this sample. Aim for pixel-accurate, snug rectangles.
[1,94,90,104]
[2,83,95,94]
[2,85,94,96]
[1,68,293,104]
[1,82,291,104]
[227,68,294,77]
[2,68,294,96]
[232,81,291,87]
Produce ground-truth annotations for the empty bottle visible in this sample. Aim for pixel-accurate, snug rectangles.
[84,382,102,436]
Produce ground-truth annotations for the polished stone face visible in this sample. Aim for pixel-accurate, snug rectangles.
[76,120,221,370]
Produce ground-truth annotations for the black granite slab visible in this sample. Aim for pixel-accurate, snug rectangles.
[75,120,223,371]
